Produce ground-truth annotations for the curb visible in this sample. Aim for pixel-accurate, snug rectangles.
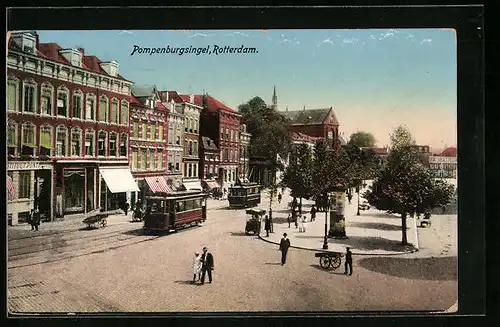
[258,234,417,256]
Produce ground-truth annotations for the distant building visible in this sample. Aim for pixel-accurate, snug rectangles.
[429,147,457,179]
[200,136,221,191]
[360,147,389,165]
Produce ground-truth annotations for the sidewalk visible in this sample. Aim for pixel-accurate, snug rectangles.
[258,188,418,256]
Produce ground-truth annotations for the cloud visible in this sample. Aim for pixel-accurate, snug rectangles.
[420,38,432,44]
[406,34,415,39]
[378,31,394,40]
[188,33,215,38]
[343,37,359,44]
[118,30,133,35]
[225,31,252,37]
[317,37,334,47]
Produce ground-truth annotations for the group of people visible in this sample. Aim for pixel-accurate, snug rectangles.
[27,208,41,231]
[192,247,215,285]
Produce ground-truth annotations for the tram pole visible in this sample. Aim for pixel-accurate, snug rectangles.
[323,194,329,250]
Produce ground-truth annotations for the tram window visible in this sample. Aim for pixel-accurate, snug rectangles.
[185,200,194,211]
[194,198,202,209]
[176,201,185,212]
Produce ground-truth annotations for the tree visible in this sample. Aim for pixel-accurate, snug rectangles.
[281,144,313,211]
[348,131,376,148]
[364,126,454,245]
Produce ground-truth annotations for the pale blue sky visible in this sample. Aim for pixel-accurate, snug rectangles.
[37,29,457,150]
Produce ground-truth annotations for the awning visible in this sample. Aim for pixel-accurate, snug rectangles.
[183,180,203,191]
[99,167,140,193]
[145,176,171,194]
[203,180,220,190]
[7,176,17,201]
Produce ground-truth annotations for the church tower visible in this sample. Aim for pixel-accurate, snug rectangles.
[271,85,278,110]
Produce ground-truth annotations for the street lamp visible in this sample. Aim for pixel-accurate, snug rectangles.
[356,185,360,216]
[323,195,329,249]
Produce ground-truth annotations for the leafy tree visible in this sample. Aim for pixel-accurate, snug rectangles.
[348,131,376,148]
[281,144,313,211]
[364,126,454,245]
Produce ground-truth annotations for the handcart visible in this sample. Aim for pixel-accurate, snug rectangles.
[315,251,343,269]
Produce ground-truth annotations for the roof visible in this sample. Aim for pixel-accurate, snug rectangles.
[283,108,338,125]
[159,91,184,104]
[291,132,322,143]
[129,94,142,105]
[201,136,219,151]
[439,147,457,157]
[179,94,239,114]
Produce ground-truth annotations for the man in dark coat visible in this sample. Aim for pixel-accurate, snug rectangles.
[124,202,130,216]
[277,192,282,204]
[279,233,291,265]
[32,208,41,231]
[264,215,271,237]
[344,247,353,276]
[200,246,214,284]
[310,205,317,221]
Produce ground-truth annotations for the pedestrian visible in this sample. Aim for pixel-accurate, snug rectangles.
[347,193,352,204]
[279,233,291,265]
[301,216,307,233]
[200,246,214,285]
[192,251,202,283]
[310,205,317,221]
[264,215,271,237]
[269,209,274,233]
[298,203,302,216]
[287,213,291,228]
[292,210,298,228]
[281,186,285,194]
[344,247,353,276]
[277,192,282,204]
[124,202,130,216]
[27,209,35,231]
[32,208,40,231]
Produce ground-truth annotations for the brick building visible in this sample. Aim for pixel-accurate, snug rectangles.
[186,94,242,190]
[129,86,169,203]
[200,136,221,191]
[7,31,138,225]
[177,93,203,191]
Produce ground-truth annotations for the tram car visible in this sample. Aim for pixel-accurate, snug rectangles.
[143,190,207,232]
[228,182,262,208]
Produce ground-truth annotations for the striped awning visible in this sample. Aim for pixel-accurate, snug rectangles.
[7,175,17,201]
[145,176,171,194]
[203,180,220,190]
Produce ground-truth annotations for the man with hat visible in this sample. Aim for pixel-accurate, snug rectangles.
[344,247,353,276]
[200,246,214,284]
[279,233,291,265]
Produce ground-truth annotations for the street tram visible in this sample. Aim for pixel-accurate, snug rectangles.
[143,190,207,232]
[228,182,262,208]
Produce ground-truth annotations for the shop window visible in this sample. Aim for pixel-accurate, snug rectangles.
[8,121,18,156]
[57,86,69,117]
[141,150,147,169]
[109,133,117,157]
[19,171,31,199]
[99,96,108,122]
[132,150,138,170]
[21,123,36,156]
[23,79,37,113]
[85,130,95,157]
[56,126,68,157]
[40,83,54,115]
[73,90,84,119]
[7,77,19,112]
[98,131,107,156]
[71,128,82,157]
[86,94,96,120]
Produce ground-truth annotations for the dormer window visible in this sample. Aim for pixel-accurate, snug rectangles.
[59,49,82,68]
[11,31,36,54]
[100,60,119,77]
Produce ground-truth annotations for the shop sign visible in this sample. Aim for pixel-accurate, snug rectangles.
[7,161,53,171]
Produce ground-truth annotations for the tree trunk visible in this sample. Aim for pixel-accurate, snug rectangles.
[401,212,408,245]
[299,197,303,216]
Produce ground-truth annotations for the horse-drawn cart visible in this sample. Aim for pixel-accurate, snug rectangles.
[82,212,109,229]
[315,251,343,269]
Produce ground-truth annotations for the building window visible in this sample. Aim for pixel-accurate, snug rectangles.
[98,131,107,156]
[159,125,164,141]
[194,141,198,156]
[235,131,238,141]
[73,90,84,119]
[189,118,193,133]
[175,162,180,171]
[71,128,82,157]
[194,120,198,134]
[86,94,96,120]
[230,130,234,141]
[142,123,147,139]
[99,96,108,122]
[23,79,37,113]
[133,122,139,138]
[150,151,155,169]
[230,149,233,162]
[21,123,36,156]
[225,149,229,162]
[40,83,54,115]
[121,101,129,125]
[150,124,156,141]
[56,126,68,157]
[188,163,192,177]
[7,77,19,112]
[132,150,138,170]
[168,153,174,171]
[19,171,31,199]
[220,128,224,141]
[85,130,95,157]
[39,125,53,156]
[110,98,119,124]
[109,133,117,157]
[157,151,163,169]
[189,141,193,155]
[225,128,229,140]
[120,134,127,157]
[8,120,18,154]
[141,149,147,169]
[176,136,180,145]
[185,120,188,132]
[57,86,69,117]
[168,125,174,144]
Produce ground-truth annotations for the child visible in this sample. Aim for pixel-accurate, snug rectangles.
[193,251,202,283]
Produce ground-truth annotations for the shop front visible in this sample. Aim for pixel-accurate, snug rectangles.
[99,167,140,212]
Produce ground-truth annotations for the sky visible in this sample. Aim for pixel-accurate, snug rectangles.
[37,29,457,150]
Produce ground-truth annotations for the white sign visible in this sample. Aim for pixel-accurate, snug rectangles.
[7,161,52,171]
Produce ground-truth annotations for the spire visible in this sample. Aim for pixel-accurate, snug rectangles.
[286,106,288,112]
[303,105,306,111]
[272,85,278,110]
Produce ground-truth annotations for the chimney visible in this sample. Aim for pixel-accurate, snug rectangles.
[190,93,194,103]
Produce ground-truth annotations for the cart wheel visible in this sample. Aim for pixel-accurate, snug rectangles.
[331,256,341,269]
[319,256,331,269]
[101,219,107,228]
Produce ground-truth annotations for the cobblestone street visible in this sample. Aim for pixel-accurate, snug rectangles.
[8,191,457,313]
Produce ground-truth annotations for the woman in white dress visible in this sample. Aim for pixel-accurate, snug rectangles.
[193,252,203,283]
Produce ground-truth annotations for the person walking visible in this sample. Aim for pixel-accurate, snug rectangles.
[28,209,35,231]
[200,247,214,285]
[279,233,291,265]
[344,247,353,276]
[310,205,317,222]
[301,216,307,233]
[277,192,282,204]
[32,208,40,231]
[292,210,298,228]
[124,202,130,216]
[264,215,271,237]
[287,213,291,228]
[192,251,202,283]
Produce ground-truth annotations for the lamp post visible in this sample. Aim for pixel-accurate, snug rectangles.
[356,185,360,216]
[323,194,329,249]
